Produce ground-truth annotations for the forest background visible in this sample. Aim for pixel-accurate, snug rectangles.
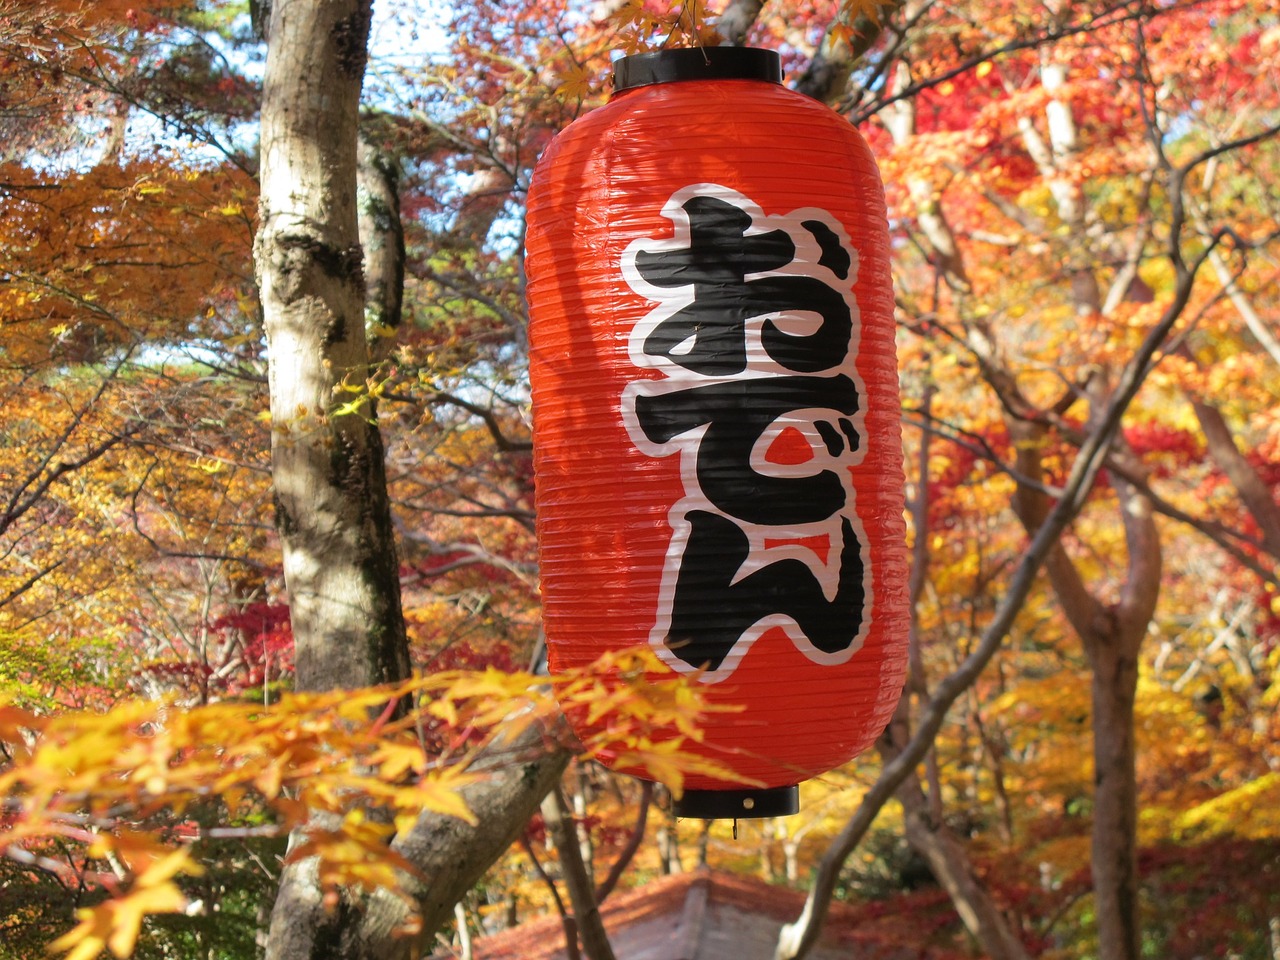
[1,0,1278,959]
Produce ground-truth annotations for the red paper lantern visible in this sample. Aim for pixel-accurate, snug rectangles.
[525,47,908,818]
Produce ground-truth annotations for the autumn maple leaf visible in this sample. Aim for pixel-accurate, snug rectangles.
[48,850,201,960]
[841,0,900,27]
[554,62,593,101]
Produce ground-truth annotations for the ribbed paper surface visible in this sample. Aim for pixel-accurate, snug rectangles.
[526,76,909,790]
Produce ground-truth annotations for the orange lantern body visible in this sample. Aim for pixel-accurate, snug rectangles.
[525,48,908,818]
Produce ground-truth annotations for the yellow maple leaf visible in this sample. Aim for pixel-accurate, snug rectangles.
[47,908,112,960]
[371,740,429,780]
[285,811,421,907]
[555,62,593,102]
[48,850,199,960]
[401,772,480,825]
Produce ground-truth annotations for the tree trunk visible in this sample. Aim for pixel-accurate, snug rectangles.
[255,0,409,696]
[266,718,570,960]
[657,810,681,875]
[357,134,405,359]
[256,4,571,957]
[542,786,616,960]
[881,735,1032,960]
[1191,398,1280,558]
[453,902,473,960]
[1089,639,1141,960]
[714,0,766,45]
[1010,405,1158,960]
[898,800,1031,960]
[783,839,799,883]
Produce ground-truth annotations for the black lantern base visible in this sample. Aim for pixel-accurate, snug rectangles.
[674,785,799,820]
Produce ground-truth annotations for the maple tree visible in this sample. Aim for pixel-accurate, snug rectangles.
[2,0,1279,959]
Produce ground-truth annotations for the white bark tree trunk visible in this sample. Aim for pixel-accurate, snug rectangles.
[256,0,409,695]
[255,4,572,957]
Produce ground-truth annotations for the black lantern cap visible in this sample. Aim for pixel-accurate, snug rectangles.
[674,785,799,820]
[613,46,782,93]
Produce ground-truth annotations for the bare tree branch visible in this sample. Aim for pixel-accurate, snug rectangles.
[542,785,616,960]
[774,218,1211,960]
[713,0,767,46]
[796,1,906,103]
[594,780,652,903]
[421,390,532,452]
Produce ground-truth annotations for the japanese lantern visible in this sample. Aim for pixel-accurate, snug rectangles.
[525,47,908,819]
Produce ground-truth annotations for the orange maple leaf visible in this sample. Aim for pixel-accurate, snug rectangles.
[47,850,200,960]
[841,0,900,27]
